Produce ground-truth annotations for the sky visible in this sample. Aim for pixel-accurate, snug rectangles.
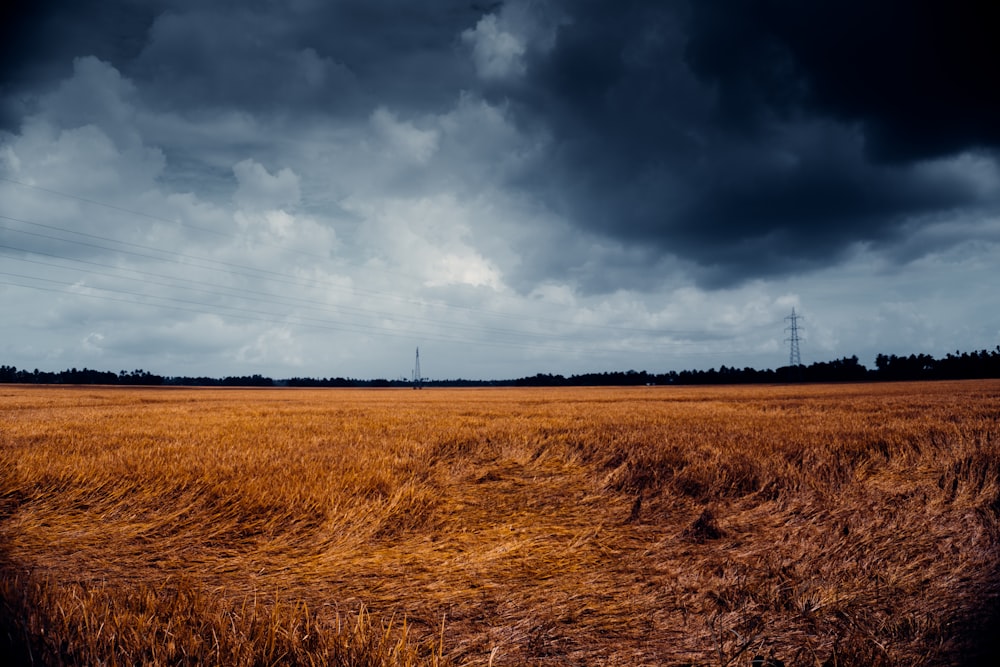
[1,0,998,380]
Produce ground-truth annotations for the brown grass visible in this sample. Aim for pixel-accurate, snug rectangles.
[1,381,999,665]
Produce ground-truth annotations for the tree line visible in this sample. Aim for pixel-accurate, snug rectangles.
[508,348,1000,386]
[2,347,999,387]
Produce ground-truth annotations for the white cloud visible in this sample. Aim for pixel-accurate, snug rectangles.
[426,253,501,289]
[436,93,543,185]
[369,107,439,164]
[346,193,502,289]
[916,151,1000,202]
[238,327,302,367]
[462,14,527,80]
[1,145,21,173]
[37,57,142,148]
[9,121,166,197]
[233,158,302,211]
[82,332,106,354]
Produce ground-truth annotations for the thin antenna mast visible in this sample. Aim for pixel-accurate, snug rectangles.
[412,347,423,389]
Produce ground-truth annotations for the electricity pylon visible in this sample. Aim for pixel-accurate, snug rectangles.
[412,347,423,389]
[785,308,803,367]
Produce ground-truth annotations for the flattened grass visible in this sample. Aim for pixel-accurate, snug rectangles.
[1,382,999,665]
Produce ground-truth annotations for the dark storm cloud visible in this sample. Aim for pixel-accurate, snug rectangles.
[129,1,484,115]
[3,0,998,292]
[0,0,154,127]
[501,0,1000,286]
[683,0,1000,162]
[1,0,480,121]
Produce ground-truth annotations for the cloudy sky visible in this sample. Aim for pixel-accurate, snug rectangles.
[1,0,998,380]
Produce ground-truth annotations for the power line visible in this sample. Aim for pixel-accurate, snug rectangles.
[0,232,745,355]
[3,270,779,365]
[0,213,706,338]
[0,179,785,363]
[0,213,313,284]
[0,175,331,260]
[0,271,585,352]
[0,177,721,337]
[0,245,608,344]
[1,273,744,360]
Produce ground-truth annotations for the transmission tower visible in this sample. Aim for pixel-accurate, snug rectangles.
[412,347,423,390]
[784,308,803,367]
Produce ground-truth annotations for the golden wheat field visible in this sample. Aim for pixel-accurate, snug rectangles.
[2,381,1000,666]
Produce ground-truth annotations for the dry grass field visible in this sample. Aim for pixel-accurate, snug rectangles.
[2,381,1000,666]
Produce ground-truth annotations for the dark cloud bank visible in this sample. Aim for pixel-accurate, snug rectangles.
[500,0,1000,286]
[2,0,998,290]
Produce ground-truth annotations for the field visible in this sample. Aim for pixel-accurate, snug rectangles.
[2,381,1000,666]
